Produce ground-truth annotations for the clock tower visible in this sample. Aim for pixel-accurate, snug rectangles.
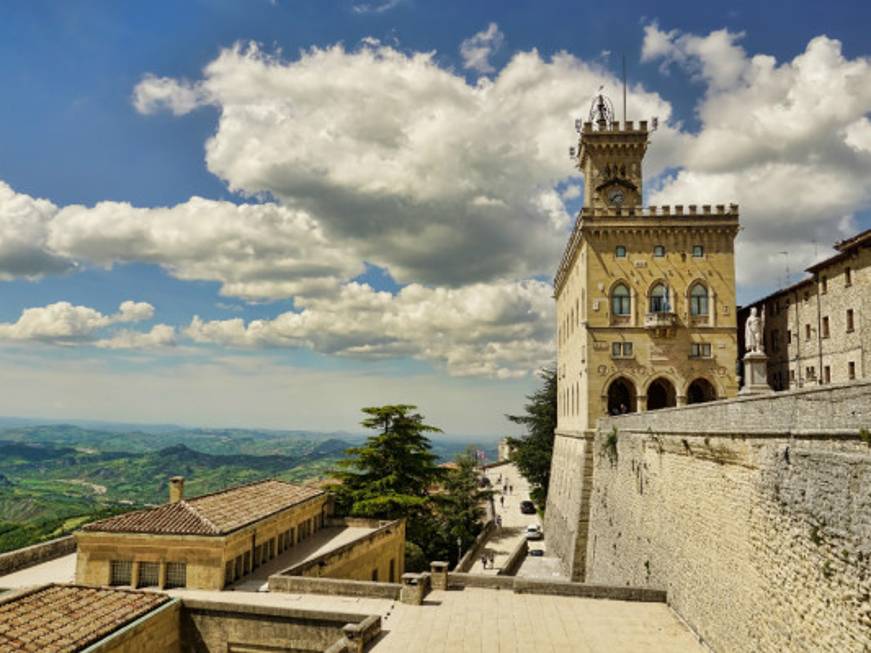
[546,94,740,581]
[578,94,647,210]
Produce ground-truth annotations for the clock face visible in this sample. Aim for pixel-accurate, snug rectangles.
[608,190,625,206]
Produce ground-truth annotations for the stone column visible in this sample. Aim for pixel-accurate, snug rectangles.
[740,352,774,395]
[677,395,687,407]
[158,561,167,590]
[636,395,647,412]
[400,572,431,605]
[130,561,140,589]
[430,561,448,590]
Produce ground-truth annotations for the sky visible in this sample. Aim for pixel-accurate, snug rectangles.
[1,0,870,435]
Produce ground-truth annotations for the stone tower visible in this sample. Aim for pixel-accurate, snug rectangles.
[544,99,740,580]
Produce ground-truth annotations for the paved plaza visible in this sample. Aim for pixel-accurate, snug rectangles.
[371,587,705,653]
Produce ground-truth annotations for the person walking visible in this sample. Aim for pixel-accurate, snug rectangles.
[480,553,488,570]
[499,495,504,508]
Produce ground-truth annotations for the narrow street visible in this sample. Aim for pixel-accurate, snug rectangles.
[468,462,541,575]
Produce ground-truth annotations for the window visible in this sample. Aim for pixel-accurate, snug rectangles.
[790,369,796,382]
[612,342,633,358]
[371,569,379,582]
[846,309,854,332]
[110,560,132,586]
[692,245,704,257]
[138,562,159,588]
[822,316,830,338]
[615,245,627,258]
[821,275,828,294]
[771,329,780,353]
[654,245,665,257]
[805,324,811,340]
[611,283,631,316]
[787,330,792,344]
[649,283,670,313]
[165,562,187,588]
[823,366,831,384]
[690,343,712,358]
[845,267,852,286]
[806,366,816,380]
[848,361,856,380]
[804,292,809,303]
[689,283,708,316]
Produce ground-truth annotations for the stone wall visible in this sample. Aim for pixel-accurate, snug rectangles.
[180,599,371,653]
[0,535,75,576]
[586,381,871,653]
[268,574,401,600]
[543,433,593,581]
[91,599,182,653]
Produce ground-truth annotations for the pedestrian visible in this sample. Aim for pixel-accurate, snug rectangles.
[509,484,513,494]
[488,552,495,569]
[496,515,502,530]
[481,553,488,569]
[500,495,504,508]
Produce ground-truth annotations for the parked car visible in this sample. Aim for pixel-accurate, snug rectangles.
[525,524,543,541]
[528,548,544,557]
[520,500,536,514]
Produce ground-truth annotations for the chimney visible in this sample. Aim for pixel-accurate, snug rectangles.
[169,476,185,504]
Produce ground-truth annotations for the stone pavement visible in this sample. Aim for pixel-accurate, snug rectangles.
[469,463,541,575]
[0,552,76,589]
[370,587,705,653]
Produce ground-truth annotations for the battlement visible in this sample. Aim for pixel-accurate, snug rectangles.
[582,120,649,133]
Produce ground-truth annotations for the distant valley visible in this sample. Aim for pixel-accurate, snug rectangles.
[0,422,498,553]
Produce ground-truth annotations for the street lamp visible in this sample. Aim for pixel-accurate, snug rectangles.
[457,536,462,563]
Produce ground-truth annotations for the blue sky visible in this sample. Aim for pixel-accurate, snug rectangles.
[0,1,869,434]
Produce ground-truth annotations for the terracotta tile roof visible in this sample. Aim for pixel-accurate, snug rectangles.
[0,584,169,653]
[82,479,324,536]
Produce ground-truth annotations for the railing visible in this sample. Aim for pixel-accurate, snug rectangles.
[644,312,677,329]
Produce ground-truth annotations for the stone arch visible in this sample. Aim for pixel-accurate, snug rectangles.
[646,376,677,410]
[686,377,718,404]
[605,376,637,415]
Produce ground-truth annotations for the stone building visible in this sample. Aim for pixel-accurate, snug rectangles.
[76,477,332,591]
[738,227,870,390]
[545,99,740,580]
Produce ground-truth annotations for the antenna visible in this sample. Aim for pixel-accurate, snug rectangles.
[622,53,627,123]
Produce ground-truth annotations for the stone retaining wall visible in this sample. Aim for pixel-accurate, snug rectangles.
[268,574,401,600]
[0,535,75,576]
[587,381,871,653]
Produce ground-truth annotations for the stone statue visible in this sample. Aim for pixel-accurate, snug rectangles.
[745,306,764,354]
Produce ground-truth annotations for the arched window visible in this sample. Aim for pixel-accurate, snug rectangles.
[649,283,670,313]
[653,245,665,257]
[611,283,631,316]
[690,283,709,316]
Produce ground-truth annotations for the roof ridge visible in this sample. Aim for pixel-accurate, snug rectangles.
[180,500,220,534]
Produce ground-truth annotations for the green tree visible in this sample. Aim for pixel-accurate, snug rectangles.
[506,366,556,507]
[437,447,493,556]
[330,405,443,545]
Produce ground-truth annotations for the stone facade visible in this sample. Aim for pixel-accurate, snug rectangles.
[586,382,871,653]
[76,479,331,591]
[739,227,871,391]
[546,116,740,580]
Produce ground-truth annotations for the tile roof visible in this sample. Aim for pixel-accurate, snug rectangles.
[0,584,169,653]
[82,479,324,536]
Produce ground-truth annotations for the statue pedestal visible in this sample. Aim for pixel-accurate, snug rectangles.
[740,352,774,395]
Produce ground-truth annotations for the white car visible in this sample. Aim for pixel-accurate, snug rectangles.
[525,524,543,541]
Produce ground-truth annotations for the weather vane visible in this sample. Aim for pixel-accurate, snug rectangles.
[588,88,614,129]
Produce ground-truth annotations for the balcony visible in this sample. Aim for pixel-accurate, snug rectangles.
[644,312,677,337]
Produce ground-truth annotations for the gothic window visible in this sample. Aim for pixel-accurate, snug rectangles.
[692,245,704,257]
[611,283,631,316]
[649,283,670,313]
[615,245,627,258]
[690,283,709,316]
[654,245,665,257]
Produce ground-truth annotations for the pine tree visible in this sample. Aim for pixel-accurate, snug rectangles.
[506,366,556,507]
[438,447,493,554]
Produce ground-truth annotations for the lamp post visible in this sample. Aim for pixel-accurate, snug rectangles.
[457,537,462,564]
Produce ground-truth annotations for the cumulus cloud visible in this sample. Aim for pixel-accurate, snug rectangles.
[186,280,553,378]
[132,40,673,289]
[132,74,210,115]
[643,25,871,285]
[0,181,74,279]
[460,23,505,74]
[48,196,360,300]
[0,300,154,344]
[95,324,176,349]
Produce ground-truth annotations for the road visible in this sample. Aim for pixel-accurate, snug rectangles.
[468,462,541,575]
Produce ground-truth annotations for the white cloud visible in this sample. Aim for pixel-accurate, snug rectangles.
[95,324,176,349]
[133,74,210,115]
[0,301,154,343]
[644,26,871,286]
[133,40,673,288]
[186,280,554,378]
[460,23,505,74]
[47,196,360,300]
[0,181,74,279]
[351,0,402,14]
